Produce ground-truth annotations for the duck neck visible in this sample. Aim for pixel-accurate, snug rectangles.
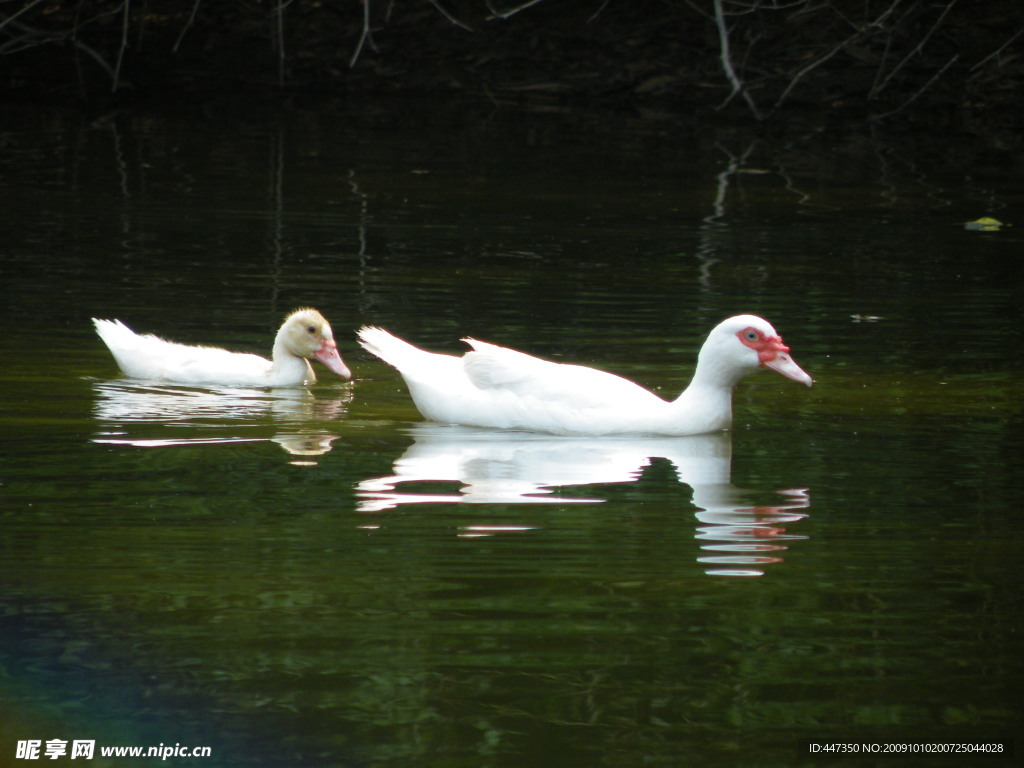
[271,336,316,384]
[668,353,743,433]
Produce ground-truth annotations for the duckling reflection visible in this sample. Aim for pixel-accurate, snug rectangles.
[90,379,350,458]
[356,424,809,576]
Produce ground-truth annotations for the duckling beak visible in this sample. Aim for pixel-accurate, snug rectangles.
[314,339,352,380]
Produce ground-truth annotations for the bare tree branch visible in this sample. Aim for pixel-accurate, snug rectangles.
[871,52,960,120]
[772,1,904,110]
[870,0,957,99]
[772,26,861,110]
[0,0,1011,125]
[712,0,764,118]
[586,0,613,24]
[350,0,376,68]
[487,0,547,22]
[275,0,292,86]
[0,0,48,34]
[428,0,473,31]
[111,0,130,92]
[172,0,202,53]
[969,25,1024,73]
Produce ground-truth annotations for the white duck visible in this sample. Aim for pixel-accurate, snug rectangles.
[357,314,812,436]
[93,308,351,387]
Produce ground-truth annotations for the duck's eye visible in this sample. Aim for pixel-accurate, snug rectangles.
[306,325,317,334]
[744,330,759,341]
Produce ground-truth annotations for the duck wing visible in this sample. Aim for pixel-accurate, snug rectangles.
[461,338,664,410]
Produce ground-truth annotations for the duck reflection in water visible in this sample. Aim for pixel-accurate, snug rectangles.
[356,424,809,577]
[91,379,351,460]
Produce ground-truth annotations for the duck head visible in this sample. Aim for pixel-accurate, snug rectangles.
[699,314,813,388]
[280,308,352,380]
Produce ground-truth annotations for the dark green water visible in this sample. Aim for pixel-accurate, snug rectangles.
[1,100,1022,767]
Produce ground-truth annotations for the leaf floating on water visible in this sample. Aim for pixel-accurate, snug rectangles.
[964,216,1005,231]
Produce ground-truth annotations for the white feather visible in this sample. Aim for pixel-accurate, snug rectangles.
[357,315,812,436]
[94,309,351,387]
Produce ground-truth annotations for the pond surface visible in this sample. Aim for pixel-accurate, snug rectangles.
[1,99,1022,767]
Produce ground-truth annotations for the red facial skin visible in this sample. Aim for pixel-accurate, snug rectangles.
[736,327,790,365]
[735,326,813,387]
